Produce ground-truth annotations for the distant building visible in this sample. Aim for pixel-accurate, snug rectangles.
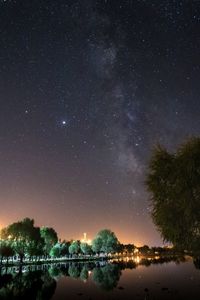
[81,232,92,245]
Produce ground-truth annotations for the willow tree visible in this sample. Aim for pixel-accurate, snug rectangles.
[146,137,200,251]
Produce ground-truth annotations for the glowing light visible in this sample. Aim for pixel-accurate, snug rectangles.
[135,256,140,264]
[81,232,92,245]
[126,256,129,261]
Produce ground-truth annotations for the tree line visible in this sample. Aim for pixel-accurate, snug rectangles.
[2,136,198,259]
[0,219,136,264]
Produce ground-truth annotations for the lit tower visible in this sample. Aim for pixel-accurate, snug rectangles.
[83,232,87,241]
[81,232,92,245]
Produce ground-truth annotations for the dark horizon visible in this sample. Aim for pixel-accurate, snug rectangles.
[0,0,200,246]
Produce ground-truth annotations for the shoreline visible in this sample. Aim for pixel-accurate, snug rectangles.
[0,253,189,268]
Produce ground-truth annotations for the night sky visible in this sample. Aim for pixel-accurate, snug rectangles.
[0,0,200,246]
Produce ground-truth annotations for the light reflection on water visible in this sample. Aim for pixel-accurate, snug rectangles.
[0,256,200,300]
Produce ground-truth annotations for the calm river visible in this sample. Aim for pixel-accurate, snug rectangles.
[0,256,200,299]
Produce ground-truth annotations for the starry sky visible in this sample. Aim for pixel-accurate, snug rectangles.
[0,0,200,246]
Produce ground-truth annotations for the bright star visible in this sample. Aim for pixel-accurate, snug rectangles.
[62,121,66,125]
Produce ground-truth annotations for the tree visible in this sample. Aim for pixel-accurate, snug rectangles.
[138,245,150,255]
[80,242,92,255]
[60,241,70,256]
[92,229,119,254]
[40,227,58,256]
[49,243,61,258]
[0,243,14,264]
[0,218,44,263]
[92,236,102,254]
[27,226,45,259]
[68,241,80,256]
[117,244,135,254]
[146,137,200,250]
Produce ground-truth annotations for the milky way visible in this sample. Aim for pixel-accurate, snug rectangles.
[0,0,200,245]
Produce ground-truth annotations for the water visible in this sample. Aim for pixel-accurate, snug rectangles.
[0,256,200,299]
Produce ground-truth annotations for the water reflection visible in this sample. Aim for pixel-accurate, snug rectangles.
[92,264,121,290]
[0,256,198,299]
[0,270,56,300]
[193,257,200,269]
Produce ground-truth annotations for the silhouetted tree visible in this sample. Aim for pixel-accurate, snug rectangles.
[146,137,200,250]
[123,244,135,254]
[40,227,58,257]
[60,241,70,256]
[139,245,150,255]
[0,243,14,264]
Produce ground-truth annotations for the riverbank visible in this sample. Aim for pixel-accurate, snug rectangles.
[0,252,188,267]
